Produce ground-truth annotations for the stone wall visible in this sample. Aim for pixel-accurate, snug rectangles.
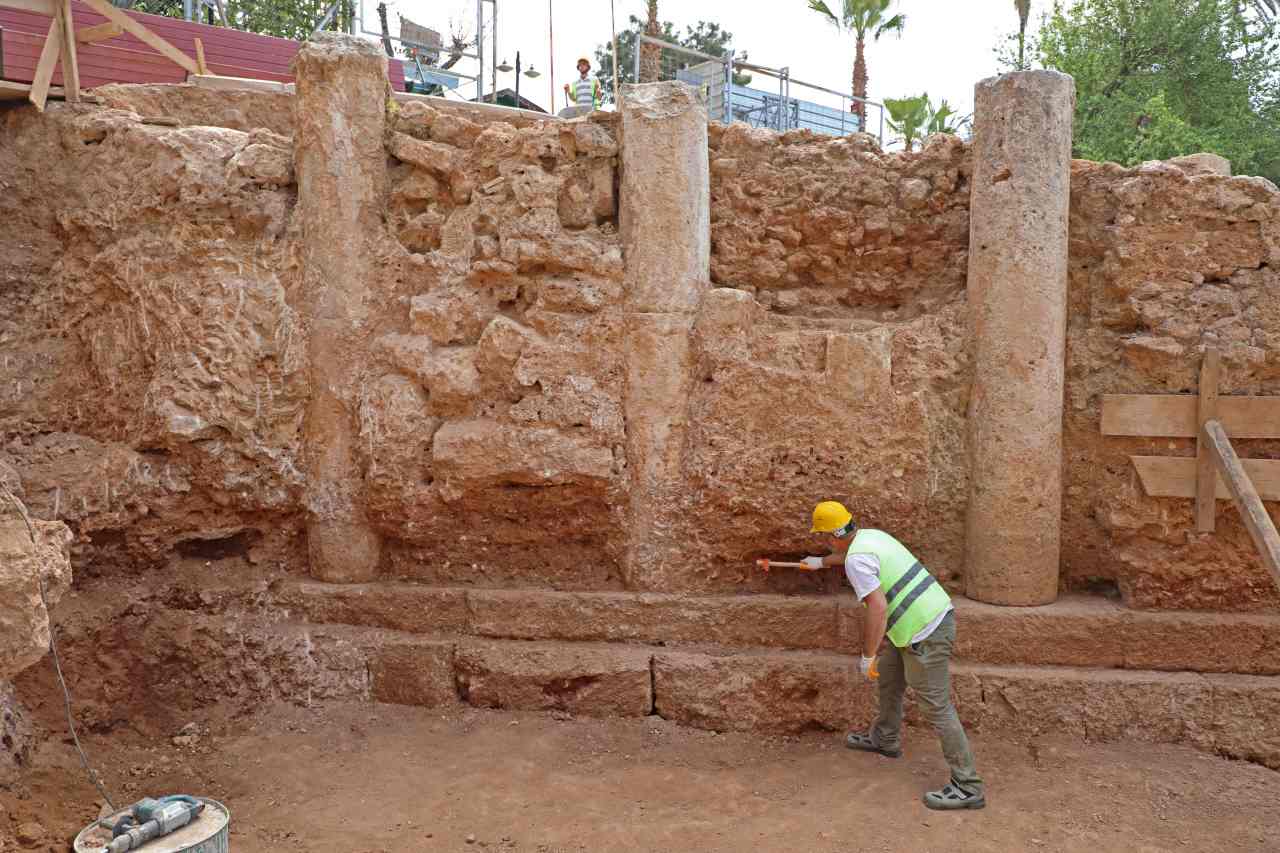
[2,73,1279,610]
[1063,160,1280,610]
[700,126,973,593]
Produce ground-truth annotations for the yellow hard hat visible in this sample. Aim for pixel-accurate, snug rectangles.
[577,56,592,68]
[811,500,854,533]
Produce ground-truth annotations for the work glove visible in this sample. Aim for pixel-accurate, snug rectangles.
[801,556,824,571]
[859,655,879,681]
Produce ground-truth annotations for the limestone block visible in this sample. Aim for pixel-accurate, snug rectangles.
[456,640,652,716]
[419,348,481,416]
[230,141,294,185]
[432,419,615,491]
[467,589,841,651]
[509,376,625,439]
[0,514,73,680]
[589,160,616,220]
[476,316,539,376]
[388,132,458,176]
[394,99,439,139]
[409,291,492,345]
[430,112,482,148]
[535,276,621,313]
[283,581,470,634]
[573,121,618,158]
[558,179,593,229]
[1170,153,1231,177]
[653,650,874,733]
[391,169,441,204]
[357,373,436,488]
[366,638,458,707]
[510,165,562,210]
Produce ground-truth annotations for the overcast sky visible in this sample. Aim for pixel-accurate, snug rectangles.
[375,0,1036,122]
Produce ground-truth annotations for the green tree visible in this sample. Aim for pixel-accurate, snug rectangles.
[116,0,355,38]
[1018,0,1280,181]
[594,16,751,101]
[806,0,906,132]
[886,93,968,150]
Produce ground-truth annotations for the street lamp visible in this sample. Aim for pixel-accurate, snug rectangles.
[498,51,539,108]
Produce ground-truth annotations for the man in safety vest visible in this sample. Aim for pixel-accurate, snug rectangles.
[802,501,985,810]
[563,57,601,113]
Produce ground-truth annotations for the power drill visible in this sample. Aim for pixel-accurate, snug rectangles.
[103,796,204,852]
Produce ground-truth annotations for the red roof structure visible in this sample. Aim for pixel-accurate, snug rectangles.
[0,2,405,91]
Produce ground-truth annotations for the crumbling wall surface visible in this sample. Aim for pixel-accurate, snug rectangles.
[708,124,972,319]
[94,83,295,136]
[0,102,305,573]
[367,101,627,589]
[1065,159,1280,609]
[690,126,973,592]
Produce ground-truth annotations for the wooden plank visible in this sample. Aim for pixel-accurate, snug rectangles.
[0,0,54,15]
[77,0,196,75]
[1202,420,1280,593]
[28,17,60,110]
[189,72,292,94]
[54,0,79,102]
[0,78,77,99]
[1102,394,1280,439]
[1132,456,1280,501]
[76,20,119,43]
[3,29,187,87]
[1196,348,1222,532]
[193,35,206,75]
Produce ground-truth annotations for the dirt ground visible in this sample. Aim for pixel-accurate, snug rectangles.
[3,701,1279,853]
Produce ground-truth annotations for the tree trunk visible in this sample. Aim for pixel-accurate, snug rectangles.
[852,35,868,132]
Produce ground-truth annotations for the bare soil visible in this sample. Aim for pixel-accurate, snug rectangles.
[4,701,1278,853]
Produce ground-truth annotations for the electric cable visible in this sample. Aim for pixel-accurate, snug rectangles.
[1,486,117,814]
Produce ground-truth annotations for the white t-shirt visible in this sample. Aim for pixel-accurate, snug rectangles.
[844,552,952,645]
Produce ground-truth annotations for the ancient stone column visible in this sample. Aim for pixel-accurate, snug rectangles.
[964,70,1075,606]
[291,34,388,582]
[620,82,709,590]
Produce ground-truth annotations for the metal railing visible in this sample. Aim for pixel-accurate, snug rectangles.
[631,33,885,145]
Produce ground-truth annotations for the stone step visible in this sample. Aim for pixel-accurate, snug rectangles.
[263,619,1280,771]
[34,603,1278,770]
[272,581,1280,676]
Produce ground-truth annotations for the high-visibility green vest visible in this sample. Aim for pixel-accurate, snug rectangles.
[851,528,951,648]
[570,78,601,109]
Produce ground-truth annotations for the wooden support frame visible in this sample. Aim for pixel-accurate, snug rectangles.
[1195,348,1221,531]
[28,17,61,110]
[54,0,79,102]
[1101,347,1280,594]
[1202,420,1280,592]
[193,37,208,75]
[78,0,198,76]
[76,20,122,43]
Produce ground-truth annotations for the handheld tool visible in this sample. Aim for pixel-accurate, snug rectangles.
[102,796,204,852]
[755,558,822,573]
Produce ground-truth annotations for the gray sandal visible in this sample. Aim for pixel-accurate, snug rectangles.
[844,731,901,758]
[923,780,986,811]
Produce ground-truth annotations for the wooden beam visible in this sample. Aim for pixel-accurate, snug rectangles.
[0,0,56,15]
[77,0,199,75]
[55,0,80,103]
[1202,420,1280,593]
[193,37,208,76]
[1102,394,1280,439]
[1196,348,1221,532]
[0,80,84,101]
[76,21,123,43]
[190,73,294,94]
[1131,456,1280,501]
[28,18,61,112]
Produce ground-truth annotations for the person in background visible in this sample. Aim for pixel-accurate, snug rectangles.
[564,56,602,113]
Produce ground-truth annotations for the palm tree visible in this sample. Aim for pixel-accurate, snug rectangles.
[1014,0,1032,69]
[640,0,662,83]
[807,0,906,132]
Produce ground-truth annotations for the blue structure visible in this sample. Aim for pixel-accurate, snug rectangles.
[728,84,867,137]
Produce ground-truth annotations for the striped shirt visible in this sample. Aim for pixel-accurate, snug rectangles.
[571,77,599,109]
